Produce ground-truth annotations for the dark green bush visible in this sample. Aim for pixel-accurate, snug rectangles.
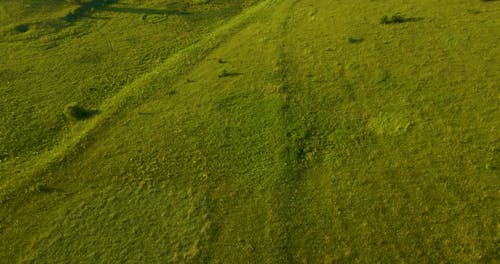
[64,102,97,120]
[14,24,29,33]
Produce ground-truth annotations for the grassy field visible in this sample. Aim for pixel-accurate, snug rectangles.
[0,0,499,262]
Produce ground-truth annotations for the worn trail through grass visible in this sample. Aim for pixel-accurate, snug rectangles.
[0,0,278,201]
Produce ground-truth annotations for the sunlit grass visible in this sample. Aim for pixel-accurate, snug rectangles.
[0,0,498,262]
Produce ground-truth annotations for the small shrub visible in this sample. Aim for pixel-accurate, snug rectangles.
[380,15,391,24]
[14,24,29,33]
[390,14,406,23]
[25,183,47,194]
[64,102,97,120]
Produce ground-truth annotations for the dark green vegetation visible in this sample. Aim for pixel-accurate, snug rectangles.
[1,0,499,262]
[64,102,98,120]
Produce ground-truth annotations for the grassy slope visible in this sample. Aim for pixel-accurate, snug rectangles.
[0,0,255,168]
[1,0,499,263]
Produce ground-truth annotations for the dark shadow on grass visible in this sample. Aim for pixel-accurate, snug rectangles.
[64,0,190,22]
[101,7,191,15]
[380,14,424,24]
[64,0,118,22]
[37,185,63,193]
[218,70,243,78]
[87,16,112,20]
[348,37,364,44]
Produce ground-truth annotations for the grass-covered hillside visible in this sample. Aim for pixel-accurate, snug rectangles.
[0,0,499,262]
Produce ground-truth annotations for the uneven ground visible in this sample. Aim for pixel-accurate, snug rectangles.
[0,0,499,262]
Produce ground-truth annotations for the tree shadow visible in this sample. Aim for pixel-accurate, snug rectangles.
[64,0,190,22]
[64,0,118,22]
[101,6,191,15]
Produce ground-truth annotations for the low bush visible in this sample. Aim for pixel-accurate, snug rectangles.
[14,24,29,33]
[64,102,97,120]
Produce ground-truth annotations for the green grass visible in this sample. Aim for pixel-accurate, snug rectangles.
[1,0,499,262]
